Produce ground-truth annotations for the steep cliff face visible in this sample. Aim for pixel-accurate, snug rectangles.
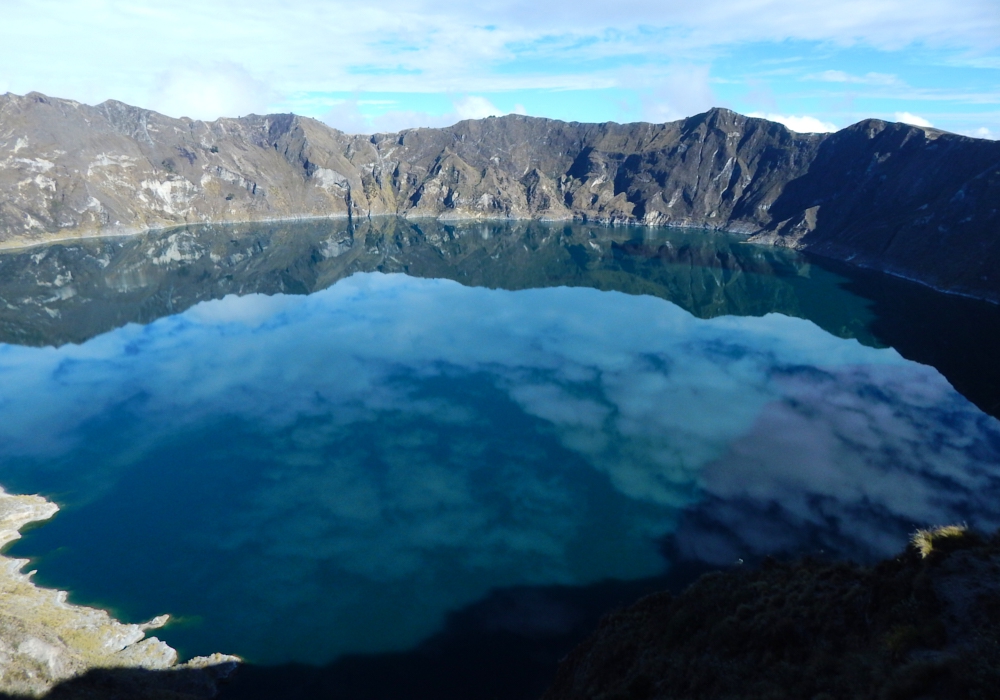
[751,119,1000,298]
[1,92,998,300]
[357,110,824,227]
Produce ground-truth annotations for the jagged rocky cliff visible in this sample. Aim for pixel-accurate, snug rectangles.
[1,92,998,300]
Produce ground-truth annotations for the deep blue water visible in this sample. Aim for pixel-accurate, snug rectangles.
[1,267,998,671]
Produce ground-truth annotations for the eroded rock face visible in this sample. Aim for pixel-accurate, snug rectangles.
[1,92,998,301]
[0,488,239,697]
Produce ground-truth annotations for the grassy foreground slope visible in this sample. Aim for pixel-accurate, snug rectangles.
[544,527,1000,700]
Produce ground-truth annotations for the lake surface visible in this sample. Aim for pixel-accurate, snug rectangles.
[1,219,999,696]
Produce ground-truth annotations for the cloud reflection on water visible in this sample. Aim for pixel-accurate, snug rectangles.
[0,272,998,663]
[677,361,1000,565]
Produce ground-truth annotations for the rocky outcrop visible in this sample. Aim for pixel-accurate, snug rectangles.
[1,92,998,300]
[543,526,1000,700]
[0,487,238,698]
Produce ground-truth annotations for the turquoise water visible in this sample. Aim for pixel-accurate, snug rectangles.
[1,266,999,667]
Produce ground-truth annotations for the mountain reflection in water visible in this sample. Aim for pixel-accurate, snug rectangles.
[3,216,999,418]
[0,217,877,348]
[1,258,998,669]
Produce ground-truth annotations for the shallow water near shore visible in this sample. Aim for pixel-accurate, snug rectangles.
[0,219,999,688]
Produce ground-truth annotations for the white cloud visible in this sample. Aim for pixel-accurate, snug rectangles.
[639,65,716,123]
[748,112,839,133]
[807,70,900,85]
[147,63,273,121]
[323,95,522,133]
[946,55,1000,69]
[957,126,995,140]
[0,1,997,115]
[894,111,934,127]
[323,100,452,134]
[319,99,375,134]
[454,96,503,119]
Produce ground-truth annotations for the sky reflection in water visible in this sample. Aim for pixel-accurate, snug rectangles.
[1,272,999,664]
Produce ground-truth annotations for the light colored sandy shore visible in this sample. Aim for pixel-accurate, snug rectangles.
[0,486,239,697]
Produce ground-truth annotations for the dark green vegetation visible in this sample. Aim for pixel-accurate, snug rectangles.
[543,528,1000,700]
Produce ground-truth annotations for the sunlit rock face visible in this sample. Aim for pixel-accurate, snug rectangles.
[1,273,998,665]
[2,92,998,301]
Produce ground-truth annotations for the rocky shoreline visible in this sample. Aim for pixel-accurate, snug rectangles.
[0,487,238,698]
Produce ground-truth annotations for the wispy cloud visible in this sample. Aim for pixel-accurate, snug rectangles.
[748,112,839,132]
[637,65,716,123]
[322,95,526,133]
[945,55,1000,69]
[805,70,901,85]
[967,126,996,139]
[0,0,996,124]
[147,63,275,120]
[894,111,934,126]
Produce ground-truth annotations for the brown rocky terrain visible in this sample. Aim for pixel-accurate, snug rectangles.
[1,92,998,301]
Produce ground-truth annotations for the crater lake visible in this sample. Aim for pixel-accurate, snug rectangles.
[1,218,999,699]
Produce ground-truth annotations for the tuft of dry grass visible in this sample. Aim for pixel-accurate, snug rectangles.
[911,524,969,558]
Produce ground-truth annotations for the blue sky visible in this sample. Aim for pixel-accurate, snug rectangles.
[0,0,997,136]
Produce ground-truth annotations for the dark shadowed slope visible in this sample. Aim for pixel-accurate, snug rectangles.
[543,527,1000,700]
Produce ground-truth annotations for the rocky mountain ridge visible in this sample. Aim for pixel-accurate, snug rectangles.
[1,91,998,301]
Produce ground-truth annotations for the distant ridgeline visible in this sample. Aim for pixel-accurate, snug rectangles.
[1,91,998,302]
